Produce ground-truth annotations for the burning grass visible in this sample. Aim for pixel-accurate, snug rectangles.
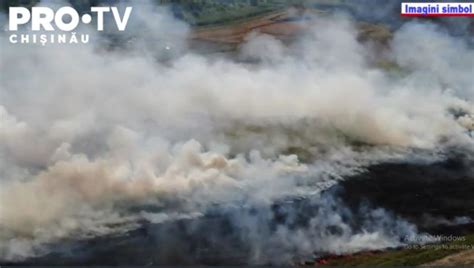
[309,233,474,266]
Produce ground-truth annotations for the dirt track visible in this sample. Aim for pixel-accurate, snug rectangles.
[422,249,474,266]
[190,9,313,44]
[188,8,392,57]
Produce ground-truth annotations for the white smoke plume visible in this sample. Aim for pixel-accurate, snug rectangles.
[0,0,473,263]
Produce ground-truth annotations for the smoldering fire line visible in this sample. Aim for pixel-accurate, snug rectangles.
[0,0,473,265]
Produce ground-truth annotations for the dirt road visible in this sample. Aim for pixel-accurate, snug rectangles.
[422,249,474,266]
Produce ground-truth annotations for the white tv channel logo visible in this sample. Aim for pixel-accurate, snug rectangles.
[8,6,133,45]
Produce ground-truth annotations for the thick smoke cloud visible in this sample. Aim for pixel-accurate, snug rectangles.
[0,0,473,264]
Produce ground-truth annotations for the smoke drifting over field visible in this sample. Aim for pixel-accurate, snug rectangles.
[1,0,473,264]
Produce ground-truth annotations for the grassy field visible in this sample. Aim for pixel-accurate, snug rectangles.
[171,0,293,26]
[180,0,352,27]
[318,234,474,266]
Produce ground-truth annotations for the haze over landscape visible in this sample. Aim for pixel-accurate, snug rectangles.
[1,0,474,266]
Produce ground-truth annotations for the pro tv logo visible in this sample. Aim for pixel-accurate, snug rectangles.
[8,6,133,45]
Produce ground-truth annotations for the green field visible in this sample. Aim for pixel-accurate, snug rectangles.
[161,0,297,26]
[1,0,346,26]
[321,234,474,266]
